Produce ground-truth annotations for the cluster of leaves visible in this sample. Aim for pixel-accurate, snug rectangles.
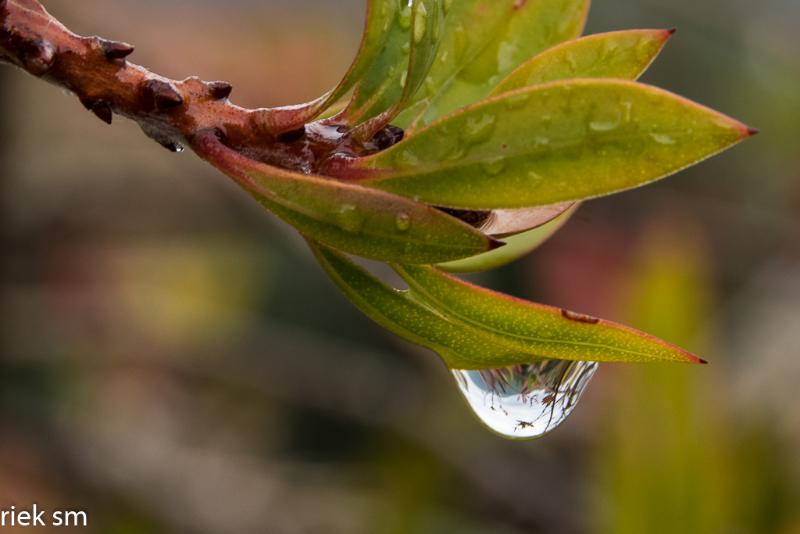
[203,0,752,370]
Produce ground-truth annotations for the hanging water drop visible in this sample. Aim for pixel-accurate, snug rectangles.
[452,360,599,439]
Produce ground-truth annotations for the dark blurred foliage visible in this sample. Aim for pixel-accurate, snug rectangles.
[1,1,798,533]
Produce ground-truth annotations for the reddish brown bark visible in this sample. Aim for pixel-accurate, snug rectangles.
[0,0,347,170]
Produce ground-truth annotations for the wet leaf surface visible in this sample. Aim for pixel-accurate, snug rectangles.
[310,243,533,369]
[195,133,495,264]
[396,0,589,130]
[360,80,753,209]
[351,0,446,140]
[491,29,673,96]
[395,264,707,364]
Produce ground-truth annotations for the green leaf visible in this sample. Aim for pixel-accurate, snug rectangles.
[309,244,704,368]
[491,29,674,96]
[358,79,754,209]
[261,0,399,134]
[438,204,577,272]
[309,242,534,369]
[394,264,706,364]
[351,0,446,140]
[194,133,496,264]
[441,30,672,269]
[340,0,444,128]
[396,0,590,130]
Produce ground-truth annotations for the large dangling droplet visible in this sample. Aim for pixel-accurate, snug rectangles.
[452,359,598,439]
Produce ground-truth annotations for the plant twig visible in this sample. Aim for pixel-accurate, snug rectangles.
[0,0,341,169]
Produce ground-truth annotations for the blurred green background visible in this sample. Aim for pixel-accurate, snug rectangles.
[1,1,798,532]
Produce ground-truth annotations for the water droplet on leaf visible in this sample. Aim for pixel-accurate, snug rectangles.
[395,150,420,168]
[413,3,428,44]
[504,93,531,110]
[481,156,506,175]
[337,204,365,233]
[453,25,469,61]
[446,144,466,161]
[589,106,622,132]
[462,113,497,144]
[528,170,544,183]
[650,132,676,145]
[601,39,619,60]
[399,5,413,30]
[395,212,412,232]
[453,360,598,439]
[565,51,578,72]
[424,75,437,96]
[621,100,633,122]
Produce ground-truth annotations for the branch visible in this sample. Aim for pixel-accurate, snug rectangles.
[0,0,341,170]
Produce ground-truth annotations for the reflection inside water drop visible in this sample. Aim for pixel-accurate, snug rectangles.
[453,360,598,439]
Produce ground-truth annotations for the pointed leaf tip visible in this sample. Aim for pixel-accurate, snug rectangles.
[747,127,760,136]
[361,80,753,210]
[395,265,707,364]
[667,27,678,37]
[488,237,508,250]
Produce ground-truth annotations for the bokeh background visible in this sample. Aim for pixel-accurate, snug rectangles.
[1,1,798,532]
